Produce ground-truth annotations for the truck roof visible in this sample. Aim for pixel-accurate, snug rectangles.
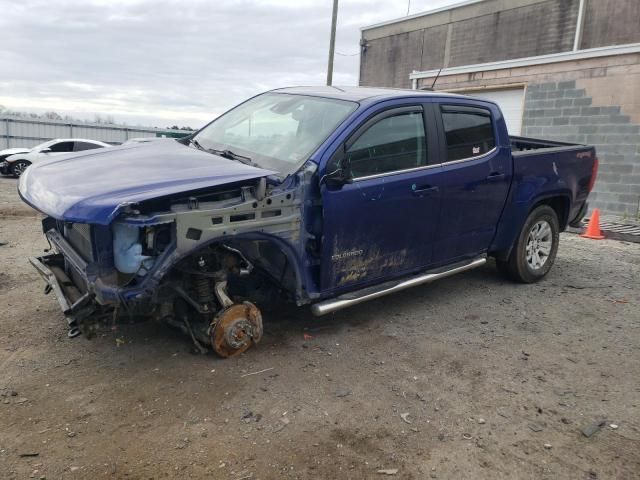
[271,86,470,103]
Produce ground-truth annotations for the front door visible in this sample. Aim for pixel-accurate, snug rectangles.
[320,105,441,292]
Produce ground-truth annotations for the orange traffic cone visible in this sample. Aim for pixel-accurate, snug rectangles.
[581,208,605,240]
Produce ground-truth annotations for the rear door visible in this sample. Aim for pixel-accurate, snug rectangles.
[430,103,512,263]
[320,104,442,291]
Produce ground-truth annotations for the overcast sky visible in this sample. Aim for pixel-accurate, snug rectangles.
[0,0,461,128]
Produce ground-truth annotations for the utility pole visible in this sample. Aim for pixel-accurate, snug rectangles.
[326,0,339,86]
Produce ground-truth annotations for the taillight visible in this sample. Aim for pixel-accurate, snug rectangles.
[588,157,598,192]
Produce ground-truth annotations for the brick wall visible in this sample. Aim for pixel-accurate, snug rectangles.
[360,0,580,88]
[522,81,640,217]
[446,0,578,67]
[581,0,640,49]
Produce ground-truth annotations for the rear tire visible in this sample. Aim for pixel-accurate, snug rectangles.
[11,160,31,178]
[497,205,560,283]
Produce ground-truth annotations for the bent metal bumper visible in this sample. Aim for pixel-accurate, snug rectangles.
[29,253,96,337]
[0,161,10,175]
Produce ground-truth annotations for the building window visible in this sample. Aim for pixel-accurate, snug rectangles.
[440,105,495,162]
[346,111,426,178]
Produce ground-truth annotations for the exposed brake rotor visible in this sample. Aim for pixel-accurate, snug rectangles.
[210,302,263,358]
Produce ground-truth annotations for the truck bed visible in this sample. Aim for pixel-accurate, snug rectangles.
[510,135,585,155]
[505,135,596,231]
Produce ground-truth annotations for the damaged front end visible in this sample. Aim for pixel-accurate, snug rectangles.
[29,168,314,356]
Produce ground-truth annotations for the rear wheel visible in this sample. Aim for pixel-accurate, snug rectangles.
[497,205,560,283]
[11,160,31,178]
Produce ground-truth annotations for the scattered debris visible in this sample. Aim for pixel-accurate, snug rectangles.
[335,387,351,398]
[582,420,607,438]
[400,413,412,424]
[496,408,510,418]
[272,418,290,433]
[462,433,472,440]
[609,423,618,430]
[543,443,552,449]
[240,367,274,378]
[19,452,39,457]
[0,240,8,246]
[478,418,486,424]
[377,469,398,475]
[501,387,518,395]
[528,423,544,432]
[241,410,261,423]
[175,438,190,449]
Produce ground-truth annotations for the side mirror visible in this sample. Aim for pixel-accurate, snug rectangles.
[321,167,352,188]
[40,148,52,153]
[320,146,353,188]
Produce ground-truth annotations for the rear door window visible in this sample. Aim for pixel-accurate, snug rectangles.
[440,105,495,162]
[48,141,75,153]
[74,141,103,152]
[346,110,426,179]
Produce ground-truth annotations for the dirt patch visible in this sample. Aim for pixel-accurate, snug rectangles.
[0,177,639,479]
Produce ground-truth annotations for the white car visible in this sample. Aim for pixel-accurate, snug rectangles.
[122,137,164,145]
[1,138,110,177]
[0,147,32,175]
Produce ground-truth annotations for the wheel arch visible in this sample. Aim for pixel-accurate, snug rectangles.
[9,157,32,177]
[491,192,570,261]
[530,194,570,231]
[152,231,309,304]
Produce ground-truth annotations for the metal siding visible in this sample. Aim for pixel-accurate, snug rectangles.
[0,116,188,149]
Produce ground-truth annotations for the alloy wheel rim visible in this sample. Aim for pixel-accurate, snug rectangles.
[526,220,552,270]
[13,163,27,176]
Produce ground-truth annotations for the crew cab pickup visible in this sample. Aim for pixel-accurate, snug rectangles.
[19,87,598,357]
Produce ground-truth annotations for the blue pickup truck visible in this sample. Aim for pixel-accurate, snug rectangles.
[19,87,598,357]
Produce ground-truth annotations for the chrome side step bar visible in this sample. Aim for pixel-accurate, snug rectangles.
[311,256,487,316]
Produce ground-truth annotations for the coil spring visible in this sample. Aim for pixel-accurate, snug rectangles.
[193,275,214,304]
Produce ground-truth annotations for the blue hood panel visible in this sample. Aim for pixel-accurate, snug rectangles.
[19,140,276,225]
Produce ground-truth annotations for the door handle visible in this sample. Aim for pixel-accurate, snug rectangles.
[411,185,439,195]
[486,172,505,181]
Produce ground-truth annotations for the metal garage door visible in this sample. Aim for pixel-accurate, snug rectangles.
[462,88,525,135]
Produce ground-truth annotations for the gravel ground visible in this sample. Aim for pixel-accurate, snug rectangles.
[0,176,639,479]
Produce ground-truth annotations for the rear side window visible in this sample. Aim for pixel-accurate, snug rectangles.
[74,141,102,152]
[48,141,75,153]
[346,111,426,179]
[440,105,495,162]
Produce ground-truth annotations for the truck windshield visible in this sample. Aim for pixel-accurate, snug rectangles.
[194,93,357,174]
